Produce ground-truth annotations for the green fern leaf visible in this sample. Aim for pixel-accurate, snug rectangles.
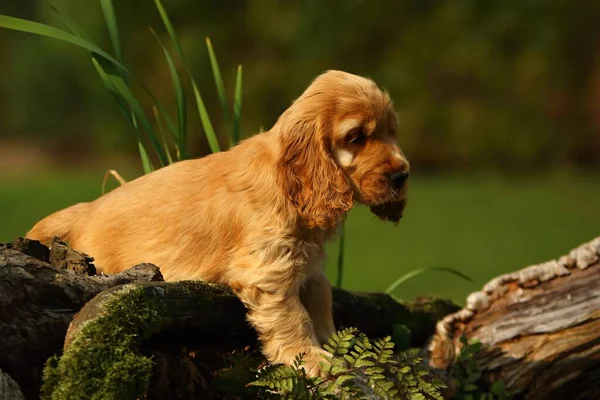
[325,327,359,357]
[335,374,355,387]
[410,393,425,400]
[354,358,375,368]
[368,376,396,399]
[331,363,349,375]
[366,366,385,375]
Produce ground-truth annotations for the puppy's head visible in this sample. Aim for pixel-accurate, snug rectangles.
[276,70,410,228]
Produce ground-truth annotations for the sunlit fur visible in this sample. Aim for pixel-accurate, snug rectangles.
[26,70,410,376]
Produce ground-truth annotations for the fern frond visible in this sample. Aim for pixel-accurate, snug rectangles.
[249,364,297,389]
[249,328,453,400]
[343,335,374,369]
[373,336,395,364]
[367,376,397,399]
[323,327,358,357]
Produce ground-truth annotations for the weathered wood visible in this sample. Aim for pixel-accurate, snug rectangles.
[65,282,459,352]
[55,280,458,400]
[0,369,24,400]
[7,234,600,399]
[429,236,600,400]
[0,238,458,399]
[0,239,164,400]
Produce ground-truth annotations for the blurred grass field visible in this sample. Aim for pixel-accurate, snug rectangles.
[1,169,598,304]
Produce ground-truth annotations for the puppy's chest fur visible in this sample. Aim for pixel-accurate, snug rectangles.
[245,222,340,276]
[285,222,341,278]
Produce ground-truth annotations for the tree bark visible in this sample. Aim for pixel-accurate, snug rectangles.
[64,284,458,352]
[0,239,164,400]
[429,236,600,400]
[3,236,600,399]
[0,238,457,400]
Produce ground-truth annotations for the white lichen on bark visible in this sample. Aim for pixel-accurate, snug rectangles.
[429,236,600,364]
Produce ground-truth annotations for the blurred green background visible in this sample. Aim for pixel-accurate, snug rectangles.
[1,0,599,303]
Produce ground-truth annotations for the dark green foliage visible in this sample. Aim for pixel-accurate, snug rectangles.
[449,337,516,400]
[250,327,446,400]
[250,355,314,399]
[391,324,412,350]
[3,1,600,170]
[39,301,516,400]
[40,285,170,400]
[211,349,265,398]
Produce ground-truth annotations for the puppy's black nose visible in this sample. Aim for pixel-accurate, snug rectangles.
[389,171,410,188]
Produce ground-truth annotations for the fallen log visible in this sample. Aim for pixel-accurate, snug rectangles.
[0,238,457,399]
[5,235,600,399]
[54,284,457,399]
[0,238,164,400]
[429,236,600,400]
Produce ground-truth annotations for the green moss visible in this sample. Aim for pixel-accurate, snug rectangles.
[172,280,231,301]
[41,285,170,400]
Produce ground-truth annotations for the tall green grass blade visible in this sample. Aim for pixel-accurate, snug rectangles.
[132,111,154,173]
[113,84,167,167]
[92,57,168,166]
[138,142,154,174]
[153,106,174,164]
[206,37,230,127]
[191,81,220,153]
[92,57,151,169]
[2,11,179,170]
[154,0,185,59]
[150,28,187,160]
[11,10,176,138]
[99,0,123,67]
[146,93,176,140]
[3,9,224,161]
[385,267,473,295]
[152,0,188,157]
[0,15,127,74]
[45,6,177,142]
[47,4,94,43]
[92,56,159,170]
[232,65,242,145]
[336,226,346,288]
[100,0,156,171]
[96,58,155,172]
[154,0,220,154]
[97,68,152,173]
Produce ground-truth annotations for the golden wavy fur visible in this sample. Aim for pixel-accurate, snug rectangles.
[27,70,410,376]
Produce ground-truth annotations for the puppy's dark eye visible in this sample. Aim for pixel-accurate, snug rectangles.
[347,127,365,144]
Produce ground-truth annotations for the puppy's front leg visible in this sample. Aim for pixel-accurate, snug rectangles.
[238,282,329,377]
[300,271,336,345]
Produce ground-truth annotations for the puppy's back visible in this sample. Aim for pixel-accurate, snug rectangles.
[27,202,90,247]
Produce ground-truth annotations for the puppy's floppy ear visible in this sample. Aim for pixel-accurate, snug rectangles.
[278,117,353,229]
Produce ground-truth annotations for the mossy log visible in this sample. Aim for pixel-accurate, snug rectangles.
[54,281,458,399]
[0,238,457,400]
[6,235,600,399]
[0,238,164,400]
[429,236,600,400]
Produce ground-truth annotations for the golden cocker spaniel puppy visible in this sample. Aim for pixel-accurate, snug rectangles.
[27,70,410,376]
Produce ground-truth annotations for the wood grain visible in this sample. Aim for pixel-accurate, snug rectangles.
[429,237,600,399]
